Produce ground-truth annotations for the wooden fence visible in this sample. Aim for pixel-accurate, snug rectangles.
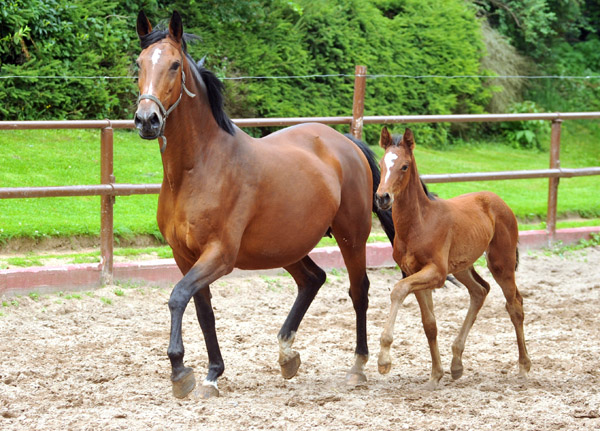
[1,66,600,283]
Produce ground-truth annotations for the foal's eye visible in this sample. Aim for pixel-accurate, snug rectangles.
[401,164,409,172]
[170,61,181,71]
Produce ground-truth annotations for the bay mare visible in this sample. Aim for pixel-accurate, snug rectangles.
[134,10,394,399]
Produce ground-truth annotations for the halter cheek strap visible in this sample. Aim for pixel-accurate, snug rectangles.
[137,68,196,153]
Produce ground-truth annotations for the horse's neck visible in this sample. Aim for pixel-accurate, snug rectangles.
[160,93,234,190]
[392,166,432,236]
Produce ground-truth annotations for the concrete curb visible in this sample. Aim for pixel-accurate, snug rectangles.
[1,226,598,297]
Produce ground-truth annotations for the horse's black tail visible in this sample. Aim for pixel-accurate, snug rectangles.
[344,133,395,245]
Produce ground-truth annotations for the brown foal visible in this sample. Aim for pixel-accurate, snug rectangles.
[374,127,531,389]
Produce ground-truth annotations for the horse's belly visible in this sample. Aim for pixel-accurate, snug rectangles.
[234,222,330,270]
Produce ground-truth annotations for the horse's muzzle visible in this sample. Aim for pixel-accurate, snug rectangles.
[134,108,163,140]
[375,192,393,211]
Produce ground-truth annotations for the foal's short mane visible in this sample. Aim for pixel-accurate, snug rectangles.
[391,133,436,201]
[139,28,235,136]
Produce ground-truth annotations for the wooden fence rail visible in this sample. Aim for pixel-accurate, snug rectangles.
[1,66,600,284]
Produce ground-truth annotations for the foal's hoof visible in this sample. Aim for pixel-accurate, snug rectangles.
[378,360,392,375]
[171,367,196,399]
[192,382,220,399]
[279,351,301,379]
[345,371,367,386]
[451,358,464,380]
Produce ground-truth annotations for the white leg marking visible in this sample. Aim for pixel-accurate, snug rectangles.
[202,379,218,390]
[279,331,296,359]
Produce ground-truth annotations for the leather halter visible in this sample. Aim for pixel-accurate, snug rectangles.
[137,53,196,153]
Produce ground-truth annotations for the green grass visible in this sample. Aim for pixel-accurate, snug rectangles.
[376,120,600,222]
[1,122,599,246]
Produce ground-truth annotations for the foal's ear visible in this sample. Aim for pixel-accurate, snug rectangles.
[136,11,152,38]
[403,128,415,151]
[379,127,393,149]
[169,10,184,43]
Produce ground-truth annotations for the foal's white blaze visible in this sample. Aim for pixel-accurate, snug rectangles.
[383,152,398,184]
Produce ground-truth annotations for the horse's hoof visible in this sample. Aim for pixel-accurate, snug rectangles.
[171,367,196,399]
[345,371,367,386]
[451,358,463,380]
[192,382,220,399]
[279,351,301,379]
[422,380,440,391]
[378,361,392,375]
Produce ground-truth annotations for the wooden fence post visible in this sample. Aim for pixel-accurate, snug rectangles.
[350,65,367,139]
[100,125,114,285]
[546,119,562,244]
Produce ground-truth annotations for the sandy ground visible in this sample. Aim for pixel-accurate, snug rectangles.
[1,247,599,430]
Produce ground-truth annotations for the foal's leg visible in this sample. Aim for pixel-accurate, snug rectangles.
[191,287,224,399]
[168,249,233,399]
[414,289,444,389]
[450,267,490,380]
[378,264,446,375]
[278,256,327,379]
[487,247,531,377]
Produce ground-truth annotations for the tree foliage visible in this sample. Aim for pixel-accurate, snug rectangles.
[1,0,489,145]
[2,0,598,147]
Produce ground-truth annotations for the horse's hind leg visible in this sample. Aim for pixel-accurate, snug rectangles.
[450,267,490,380]
[487,245,531,377]
[278,256,327,379]
[414,289,444,389]
[339,246,371,385]
[192,287,224,399]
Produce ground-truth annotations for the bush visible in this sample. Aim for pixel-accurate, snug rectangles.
[0,0,138,120]
[1,0,492,147]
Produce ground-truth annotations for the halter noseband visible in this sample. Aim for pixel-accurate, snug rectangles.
[137,55,196,153]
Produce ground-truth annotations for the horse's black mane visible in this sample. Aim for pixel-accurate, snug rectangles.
[391,133,436,201]
[139,28,235,136]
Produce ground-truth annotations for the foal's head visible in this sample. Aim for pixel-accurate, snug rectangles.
[375,127,416,211]
[134,11,189,140]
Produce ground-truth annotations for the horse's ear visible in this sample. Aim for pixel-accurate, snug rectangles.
[379,127,393,149]
[137,11,152,38]
[403,128,415,151]
[169,10,184,43]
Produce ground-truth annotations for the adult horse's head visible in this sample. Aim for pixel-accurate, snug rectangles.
[134,10,195,142]
[375,127,415,211]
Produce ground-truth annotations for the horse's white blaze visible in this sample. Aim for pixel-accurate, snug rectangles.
[147,82,154,95]
[383,152,398,184]
[151,48,162,66]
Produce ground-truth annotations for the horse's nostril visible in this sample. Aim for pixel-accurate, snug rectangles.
[376,193,392,209]
[134,112,143,129]
[150,112,160,127]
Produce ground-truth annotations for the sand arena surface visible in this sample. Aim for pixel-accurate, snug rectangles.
[1,247,599,430]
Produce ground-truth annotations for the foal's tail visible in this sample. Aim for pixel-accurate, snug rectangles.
[344,133,395,244]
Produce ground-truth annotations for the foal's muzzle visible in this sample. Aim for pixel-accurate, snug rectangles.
[134,106,164,140]
[375,192,393,211]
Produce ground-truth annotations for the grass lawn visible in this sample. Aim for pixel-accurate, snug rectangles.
[1,121,599,247]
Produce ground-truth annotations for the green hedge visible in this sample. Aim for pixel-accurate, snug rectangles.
[1,0,491,145]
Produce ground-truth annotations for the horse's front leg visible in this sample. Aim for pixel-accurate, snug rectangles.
[191,287,224,399]
[378,264,446,375]
[167,247,233,399]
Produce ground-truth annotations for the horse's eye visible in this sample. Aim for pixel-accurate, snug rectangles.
[170,62,181,71]
[401,165,409,172]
